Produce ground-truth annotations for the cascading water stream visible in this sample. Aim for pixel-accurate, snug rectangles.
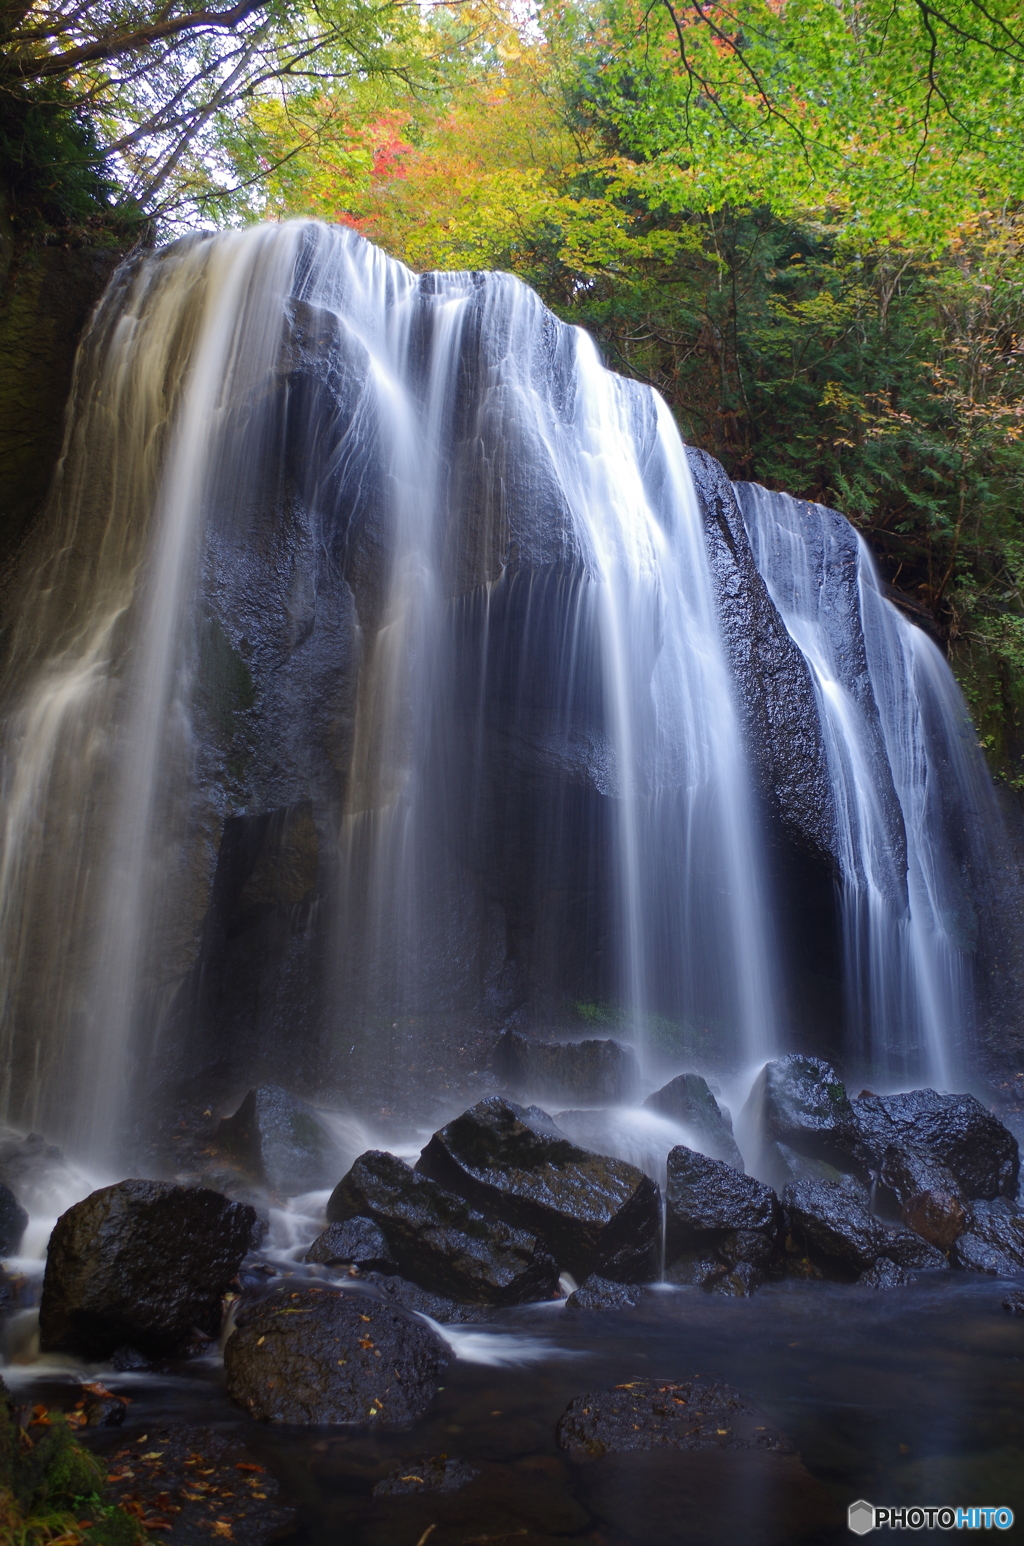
[736,483,1001,1085]
[0,221,1004,1163]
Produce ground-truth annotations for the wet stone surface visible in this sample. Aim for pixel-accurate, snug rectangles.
[88,1424,295,1544]
[224,1283,449,1425]
[556,1376,795,1456]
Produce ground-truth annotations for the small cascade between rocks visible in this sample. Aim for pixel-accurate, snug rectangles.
[0,219,1007,1165]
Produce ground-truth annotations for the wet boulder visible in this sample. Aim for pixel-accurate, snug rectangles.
[493,1031,640,1105]
[899,1187,968,1251]
[556,1377,794,1457]
[416,1097,660,1282]
[39,1180,259,1359]
[665,1145,781,1270]
[877,1226,949,1272]
[858,1257,914,1290]
[0,1183,27,1255]
[217,1085,347,1196]
[705,1261,764,1297]
[954,1200,1024,1276]
[225,1284,448,1424]
[853,1089,1018,1202]
[305,1217,398,1273]
[643,1074,744,1170]
[744,1056,865,1174]
[326,1149,559,1305]
[565,1276,649,1312]
[1003,1289,1024,1314]
[782,1176,887,1277]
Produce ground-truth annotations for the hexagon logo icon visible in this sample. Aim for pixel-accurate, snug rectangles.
[848,1500,875,1535]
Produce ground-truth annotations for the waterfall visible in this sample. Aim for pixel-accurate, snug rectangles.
[0,221,1002,1160]
[736,483,1000,1086]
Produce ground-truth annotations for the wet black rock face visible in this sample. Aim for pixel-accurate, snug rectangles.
[493,1031,640,1105]
[556,1377,795,1457]
[954,1200,1024,1276]
[853,1089,1019,1202]
[643,1074,744,1170]
[564,1276,648,1311]
[416,1096,660,1282]
[858,1257,914,1290]
[224,1284,449,1425]
[876,1227,949,1272]
[746,1055,865,1175]
[782,1176,888,1278]
[327,1149,559,1305]
[305,1216,399,1272]
[0,1183,27,1254]
[217,1084,347,1195]
[665,1145,780,1270]
[39,1179,258,1358]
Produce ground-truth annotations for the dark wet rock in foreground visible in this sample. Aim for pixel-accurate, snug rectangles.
[665,1144,780,1270]
[225,1284,449,1424]
[565,1275,649,1311]
[327,1148,559,1305]
[417,1096,660,1282]
[782,1176,888,1277]
[217,1084,347,1195]
[745,1055,865,1174]
[556,1377,794,1457]
[493,1030,640,1104]
[305,1216,398,1272]
[854,1089,1019,1202]
[373,1455,479,1496]
[39,1179,259,1358]
[0,1182,27,1254]
[1003,1288,1024,1314]
[954,1199,1024,1276]
[644,1073,744,1170]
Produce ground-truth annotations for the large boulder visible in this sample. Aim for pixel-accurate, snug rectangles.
[326,1149,558,1305]
[782,1177,888,1278]
[643,1075,744,1170]
[556,1377,794,1457]
[744,1056,864,1175]
[416,1097,660,1282]
[493,1031,640,1105]
[954,1200,1024,1276]
[853,1090,1018,1203]
[224,1284,448,1424]
[39,1180,259,1358]
[217,1085,347,1195]
[665,1145,781,1270]
[0,1184,27,1255]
